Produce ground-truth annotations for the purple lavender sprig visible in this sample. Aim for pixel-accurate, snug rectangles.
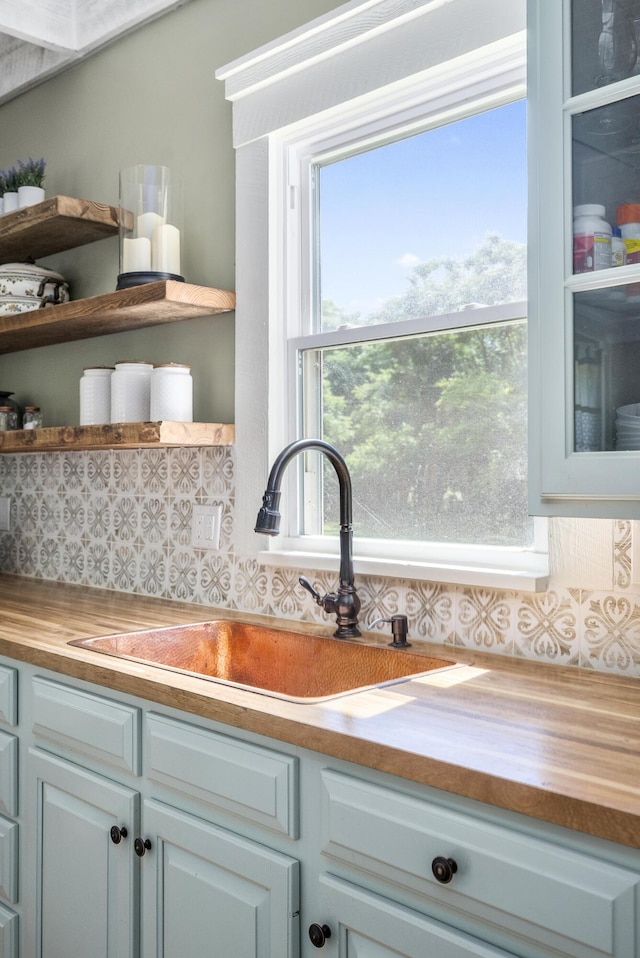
[16,157,46,187]
[0,166,20,193]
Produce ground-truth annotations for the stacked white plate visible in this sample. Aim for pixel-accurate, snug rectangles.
[615,403,640,449]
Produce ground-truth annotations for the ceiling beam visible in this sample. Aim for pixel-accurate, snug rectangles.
[0,0,194,106]
[76,0,191,52]
[0,39,72,105]
[0,0,76,52]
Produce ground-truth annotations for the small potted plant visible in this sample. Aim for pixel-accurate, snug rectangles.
[16,157,46,208]
[1,166,20,213]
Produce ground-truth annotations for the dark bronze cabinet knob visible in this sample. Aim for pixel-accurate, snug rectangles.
[109,825,128,845]
[308,923,332,948]
[134,837,152,857]
[431,856,457,883]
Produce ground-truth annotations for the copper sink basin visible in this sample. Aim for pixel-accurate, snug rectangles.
[69,620,455,703]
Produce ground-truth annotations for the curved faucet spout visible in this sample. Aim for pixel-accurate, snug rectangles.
[255,439,361,638]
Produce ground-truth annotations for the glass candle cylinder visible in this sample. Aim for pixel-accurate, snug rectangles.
[80,366,114,425]
[150,363,193,422]
[110,361,153,423]
[117,165,184,290]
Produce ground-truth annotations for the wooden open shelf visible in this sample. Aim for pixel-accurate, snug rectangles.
[0,195,237,452]
[0,280,236,352]
[0,421,235,453]
[0,194,124,262]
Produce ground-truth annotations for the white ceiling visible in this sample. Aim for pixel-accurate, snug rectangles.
[0,0,192,106]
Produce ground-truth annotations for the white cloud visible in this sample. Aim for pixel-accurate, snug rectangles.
[395,252,421,269]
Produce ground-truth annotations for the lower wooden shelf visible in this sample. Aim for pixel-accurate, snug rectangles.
[0,421,235,453]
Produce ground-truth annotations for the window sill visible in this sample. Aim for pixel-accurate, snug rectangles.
[258,549,549,592]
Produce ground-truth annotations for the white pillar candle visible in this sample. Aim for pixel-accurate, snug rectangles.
[151,223,181,274]
[122,236,151,272]
[137,211,165,241]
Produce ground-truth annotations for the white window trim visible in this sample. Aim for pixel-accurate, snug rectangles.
[217,0,548,590]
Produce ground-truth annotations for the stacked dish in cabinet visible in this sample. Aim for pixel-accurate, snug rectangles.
[615,404,640,450]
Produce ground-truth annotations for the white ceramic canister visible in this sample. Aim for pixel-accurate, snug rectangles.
[150,363,193,421]
[80,366,114,425]
[110,360,153,423]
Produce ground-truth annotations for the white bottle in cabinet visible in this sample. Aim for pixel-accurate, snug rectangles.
[529,0,640,517]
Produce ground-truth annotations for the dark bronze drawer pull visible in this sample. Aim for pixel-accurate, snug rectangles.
[109,825,127,845]
[134,837,152,857]
[432,856,457,883]
[308,923,332,948]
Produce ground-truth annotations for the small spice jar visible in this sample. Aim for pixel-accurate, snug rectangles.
[0,406,17,430]
[150,363,193,422]
[23,406,43,429]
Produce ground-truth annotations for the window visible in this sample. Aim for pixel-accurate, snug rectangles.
[294,99,528,554]
[218,0,547,588]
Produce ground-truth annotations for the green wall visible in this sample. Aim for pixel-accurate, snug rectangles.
[0,0,342,426]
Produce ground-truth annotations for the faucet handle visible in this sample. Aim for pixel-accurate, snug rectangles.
[299,575,340,619]
[299,575,324,606]
[368,614,412,648]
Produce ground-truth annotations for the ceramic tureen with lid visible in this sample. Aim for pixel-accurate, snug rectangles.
[0,261,69,315]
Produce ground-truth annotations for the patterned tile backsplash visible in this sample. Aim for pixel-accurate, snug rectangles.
[0,446,639,678]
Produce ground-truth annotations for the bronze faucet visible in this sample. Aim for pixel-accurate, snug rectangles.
[254,439,361,638]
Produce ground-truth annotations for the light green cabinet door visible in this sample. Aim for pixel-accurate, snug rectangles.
[317,874,515,958]
[141,799,300,958]
[28,749,139,958]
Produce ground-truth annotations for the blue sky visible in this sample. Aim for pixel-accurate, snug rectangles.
[319,99,527,318]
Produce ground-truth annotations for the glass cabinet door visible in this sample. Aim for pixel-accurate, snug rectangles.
[571,0,640,457]
[571,0,640,96]
[529,0,640,515]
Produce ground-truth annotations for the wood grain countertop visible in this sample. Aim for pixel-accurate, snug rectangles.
[0,574,638,849]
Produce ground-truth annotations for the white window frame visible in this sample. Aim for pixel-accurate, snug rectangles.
[217,0,548,590]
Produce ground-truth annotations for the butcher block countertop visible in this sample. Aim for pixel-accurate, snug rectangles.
[0,574,638,850]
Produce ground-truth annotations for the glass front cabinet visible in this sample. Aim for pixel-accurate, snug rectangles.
[529,0,640,516]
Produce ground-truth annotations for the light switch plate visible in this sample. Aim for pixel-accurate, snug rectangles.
[191,503,222,549]
[0,497,10,532]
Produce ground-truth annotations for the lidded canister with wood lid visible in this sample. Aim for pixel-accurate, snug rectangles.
[80,366,114,425]
[150,363,193,422]
[110,360,153,423]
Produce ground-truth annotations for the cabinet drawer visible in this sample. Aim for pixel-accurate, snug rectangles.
[321,770,640,958]
[147,712,298,837]
[0,667,17,727]
[0,901,17,957]
[0,816,17,904]
[32,677,141,774]
[319,873,514,958]
[0,733,17,817]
